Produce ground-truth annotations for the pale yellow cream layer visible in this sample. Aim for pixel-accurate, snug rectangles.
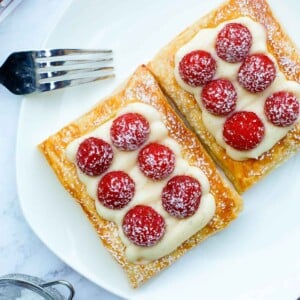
[175,17,300,160]
[66,103,215,263]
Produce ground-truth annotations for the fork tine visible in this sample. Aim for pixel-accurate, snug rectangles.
[36,57,113,68]
[35,47,114,91]
[35,49,112,58]
[38,73,115,92]
[38,66,114,80]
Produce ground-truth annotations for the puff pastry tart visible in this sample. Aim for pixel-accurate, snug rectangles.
[148,0,300,193]
[39,65,242,287]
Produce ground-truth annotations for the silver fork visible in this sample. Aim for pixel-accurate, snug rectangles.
[0,49,114,95]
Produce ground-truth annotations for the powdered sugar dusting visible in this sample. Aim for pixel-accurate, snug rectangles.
[264,91,299,127]
[179,50,216,86]
[125,72,159,104]
[138,143,176,180]
[97,171,135,209]
[122,205,166,247]
[162,175,202,218]
[202,79,237,116]
[216,22,252,63]
[111,113,150,151]
[76,137,113,176]
[174,16,300,161]
[279,57,300,79]
[239,0,300,82]
[223,111,265,151]
[43,64,240,287]
[238,53,276,93]
[201,0,299,83]
[65,100,215,265]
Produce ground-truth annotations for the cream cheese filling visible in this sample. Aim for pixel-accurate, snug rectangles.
[66,102,216,263]
[174,17,300,160]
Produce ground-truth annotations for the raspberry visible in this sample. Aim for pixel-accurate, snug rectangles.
[162,175,202,219]
[97,171,135,209]
[237,54,276,93]
[201,79,237,116]
[76,137,113,176]
[264,91,299,127]
[179,50,216,87]
[216,23,252,63]
[223,111,265,150]
[122,205,166,247]
[138,143,175,180]
[110,113,150,151]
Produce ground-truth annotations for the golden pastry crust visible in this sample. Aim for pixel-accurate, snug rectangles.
[39,65,242,288]
[148,0,300,193]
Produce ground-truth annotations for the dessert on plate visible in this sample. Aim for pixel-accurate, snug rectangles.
[39,65,242,287]
[39,0,300,289]
[148,0,300,193]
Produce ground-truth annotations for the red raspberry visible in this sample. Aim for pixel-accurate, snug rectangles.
[97,171,135,209]
[223,111,265,150]
[76,137,113,176]
[179,50,216,87]
[264,91,299,127]
[122,205,166,246]
[138,143,175,180]
[237,54,276,93]
[201,79,237,116]
[216,23,252,63]
[162,175,202,219]
[110,113,150,151]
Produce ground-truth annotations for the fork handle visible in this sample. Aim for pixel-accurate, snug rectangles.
[0,52,36,95]
[0,67,4,85]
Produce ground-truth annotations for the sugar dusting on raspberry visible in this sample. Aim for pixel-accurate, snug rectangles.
[223,111,265,150]
[198,0,300,82]
[162,175,202,219]
[97,171,135,209]
[89,4,300,286]
[110,113,150,151]
[59,67,237,285]
[138,143,175,180]
[264,91,299,127]
[201,79,237,116]
[238,53,276,93]
[124,71,159,105]
[279,57,300,80]
[122,205,166,247]
[216,23,252,63]
[179,50,217,87]
[76,137,113,176]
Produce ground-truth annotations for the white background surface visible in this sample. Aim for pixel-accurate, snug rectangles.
[1,1,300,300]
[0,1,120,299]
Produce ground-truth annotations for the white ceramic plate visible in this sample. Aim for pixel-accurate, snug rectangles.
[0,0,23,23]
[16,0,300,299]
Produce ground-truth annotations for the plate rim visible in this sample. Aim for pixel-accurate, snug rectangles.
[15,1,300,299]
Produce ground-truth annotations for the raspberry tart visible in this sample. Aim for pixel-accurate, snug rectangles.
[148,0,300,193]
[39,66,241,287]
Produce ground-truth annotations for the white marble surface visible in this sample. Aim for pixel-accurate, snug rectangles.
[0,1,121,299]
